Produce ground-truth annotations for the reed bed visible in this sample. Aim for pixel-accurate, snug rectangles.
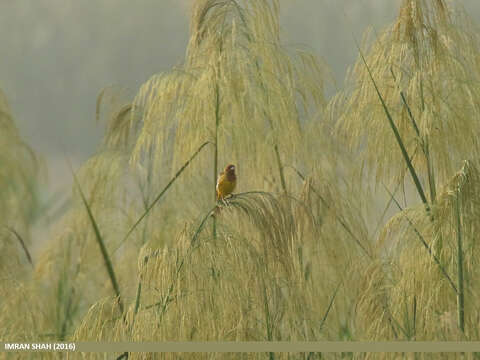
[1,0,480,359]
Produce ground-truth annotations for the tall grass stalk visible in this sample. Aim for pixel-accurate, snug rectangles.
[333,0,480,203]
[116,140,211,254]
[318,281,342,332]
[213,81,220,240]
[355,41,428,209]
[70,165,124,314]
[7,0,480,352]
[131,0,326,204]
[455,190,464,332]
[389,67,436,204]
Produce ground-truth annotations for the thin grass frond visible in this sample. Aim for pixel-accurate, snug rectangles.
[332,0,480,187]
[69,161,124,315]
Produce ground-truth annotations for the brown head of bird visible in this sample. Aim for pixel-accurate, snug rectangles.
[224,164,236,181]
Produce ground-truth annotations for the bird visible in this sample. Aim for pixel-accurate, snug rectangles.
[216,164,237,201]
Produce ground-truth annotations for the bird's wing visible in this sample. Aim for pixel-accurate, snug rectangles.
[216,171,224,191]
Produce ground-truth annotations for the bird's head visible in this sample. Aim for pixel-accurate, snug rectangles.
[225,164,236,174]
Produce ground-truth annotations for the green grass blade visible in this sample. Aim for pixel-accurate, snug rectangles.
[192,203,219,246]
[354,40,429,208]
[69,162,124,314]
[134,280,142,316]
[6,226,33,267]
[274,144,287,193]
[115,141,211,254]
[373,149,420,238]
[319,280,342,332]
[390,68,437,203]
[456,192,465,332]
[390,67,422,141]
[213,81,220,240]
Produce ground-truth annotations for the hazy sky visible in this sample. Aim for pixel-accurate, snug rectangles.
[1,0,479,194]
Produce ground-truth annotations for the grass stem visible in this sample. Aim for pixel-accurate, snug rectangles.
[114,141,211,255]
[69,162,124,314]
[355,40,429,209]
[456,192,465,332]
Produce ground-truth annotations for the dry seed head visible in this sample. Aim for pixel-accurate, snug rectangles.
[0,89,41,271]
[130,0,327,193]
[333,0,480,186]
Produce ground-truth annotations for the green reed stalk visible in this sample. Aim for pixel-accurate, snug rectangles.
[355,41,428,209]
[456,192,465,332]
[115,141,211,254]
[213,81,220,240]
[5,226,33,267]
[70,167,124,314]
[319,281,342,332]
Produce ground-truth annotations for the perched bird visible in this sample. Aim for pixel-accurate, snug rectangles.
[216,164,237,201]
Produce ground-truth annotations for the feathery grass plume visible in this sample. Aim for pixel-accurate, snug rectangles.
[131,0,327,198]
[360,160,480,341]
[30,89,146,342]
[0,89,42,267]
[96,86,141,151]
[331,0,480,195]
[0,90,41,272]
[33,156,146,337]
[0,89,44,342]
[292,166,380,341]
[32,81,213,344]
[71,163,125,314]
[0,279,46,342]
[72,190,369,350]
[433,160,480,337]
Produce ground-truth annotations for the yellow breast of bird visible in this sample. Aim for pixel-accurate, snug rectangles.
[216,174,236,199]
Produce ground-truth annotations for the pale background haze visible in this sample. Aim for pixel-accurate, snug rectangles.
[1,0,479,198]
